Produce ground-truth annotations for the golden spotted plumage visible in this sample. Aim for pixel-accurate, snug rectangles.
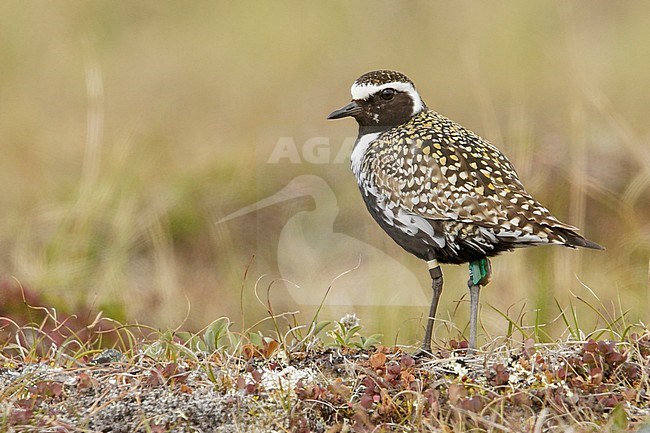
[328,69,603,351]
[358,109,582,256]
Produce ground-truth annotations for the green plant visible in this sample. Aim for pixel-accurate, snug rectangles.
[328,313,382,350]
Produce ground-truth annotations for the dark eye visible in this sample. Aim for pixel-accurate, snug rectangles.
[380,88,396,100]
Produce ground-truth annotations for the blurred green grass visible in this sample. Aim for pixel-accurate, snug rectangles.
[0,1,648,345]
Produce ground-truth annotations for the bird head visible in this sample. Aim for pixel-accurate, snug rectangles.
[327,70,427,133]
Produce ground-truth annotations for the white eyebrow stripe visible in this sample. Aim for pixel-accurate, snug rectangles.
[350,81,425,115]
[351,81,414,100]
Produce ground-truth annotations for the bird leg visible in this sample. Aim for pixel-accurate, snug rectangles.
[421,259,443,353]
[467,258,492,353]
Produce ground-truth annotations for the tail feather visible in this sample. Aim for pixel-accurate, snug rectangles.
[557,228,604,250]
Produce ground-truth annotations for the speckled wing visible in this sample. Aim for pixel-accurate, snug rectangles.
[361,110,580,248]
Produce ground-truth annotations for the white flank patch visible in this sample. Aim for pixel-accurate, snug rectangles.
[394,209,445,248]
[351,132,380,179]
[351,81,425,116]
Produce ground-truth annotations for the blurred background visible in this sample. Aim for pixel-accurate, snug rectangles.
[0,1,648,346]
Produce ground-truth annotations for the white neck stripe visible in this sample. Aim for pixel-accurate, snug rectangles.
[351,81,425,116]
[350,132,380,179]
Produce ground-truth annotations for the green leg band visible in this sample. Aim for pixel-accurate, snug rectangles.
[469,258,490,286]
